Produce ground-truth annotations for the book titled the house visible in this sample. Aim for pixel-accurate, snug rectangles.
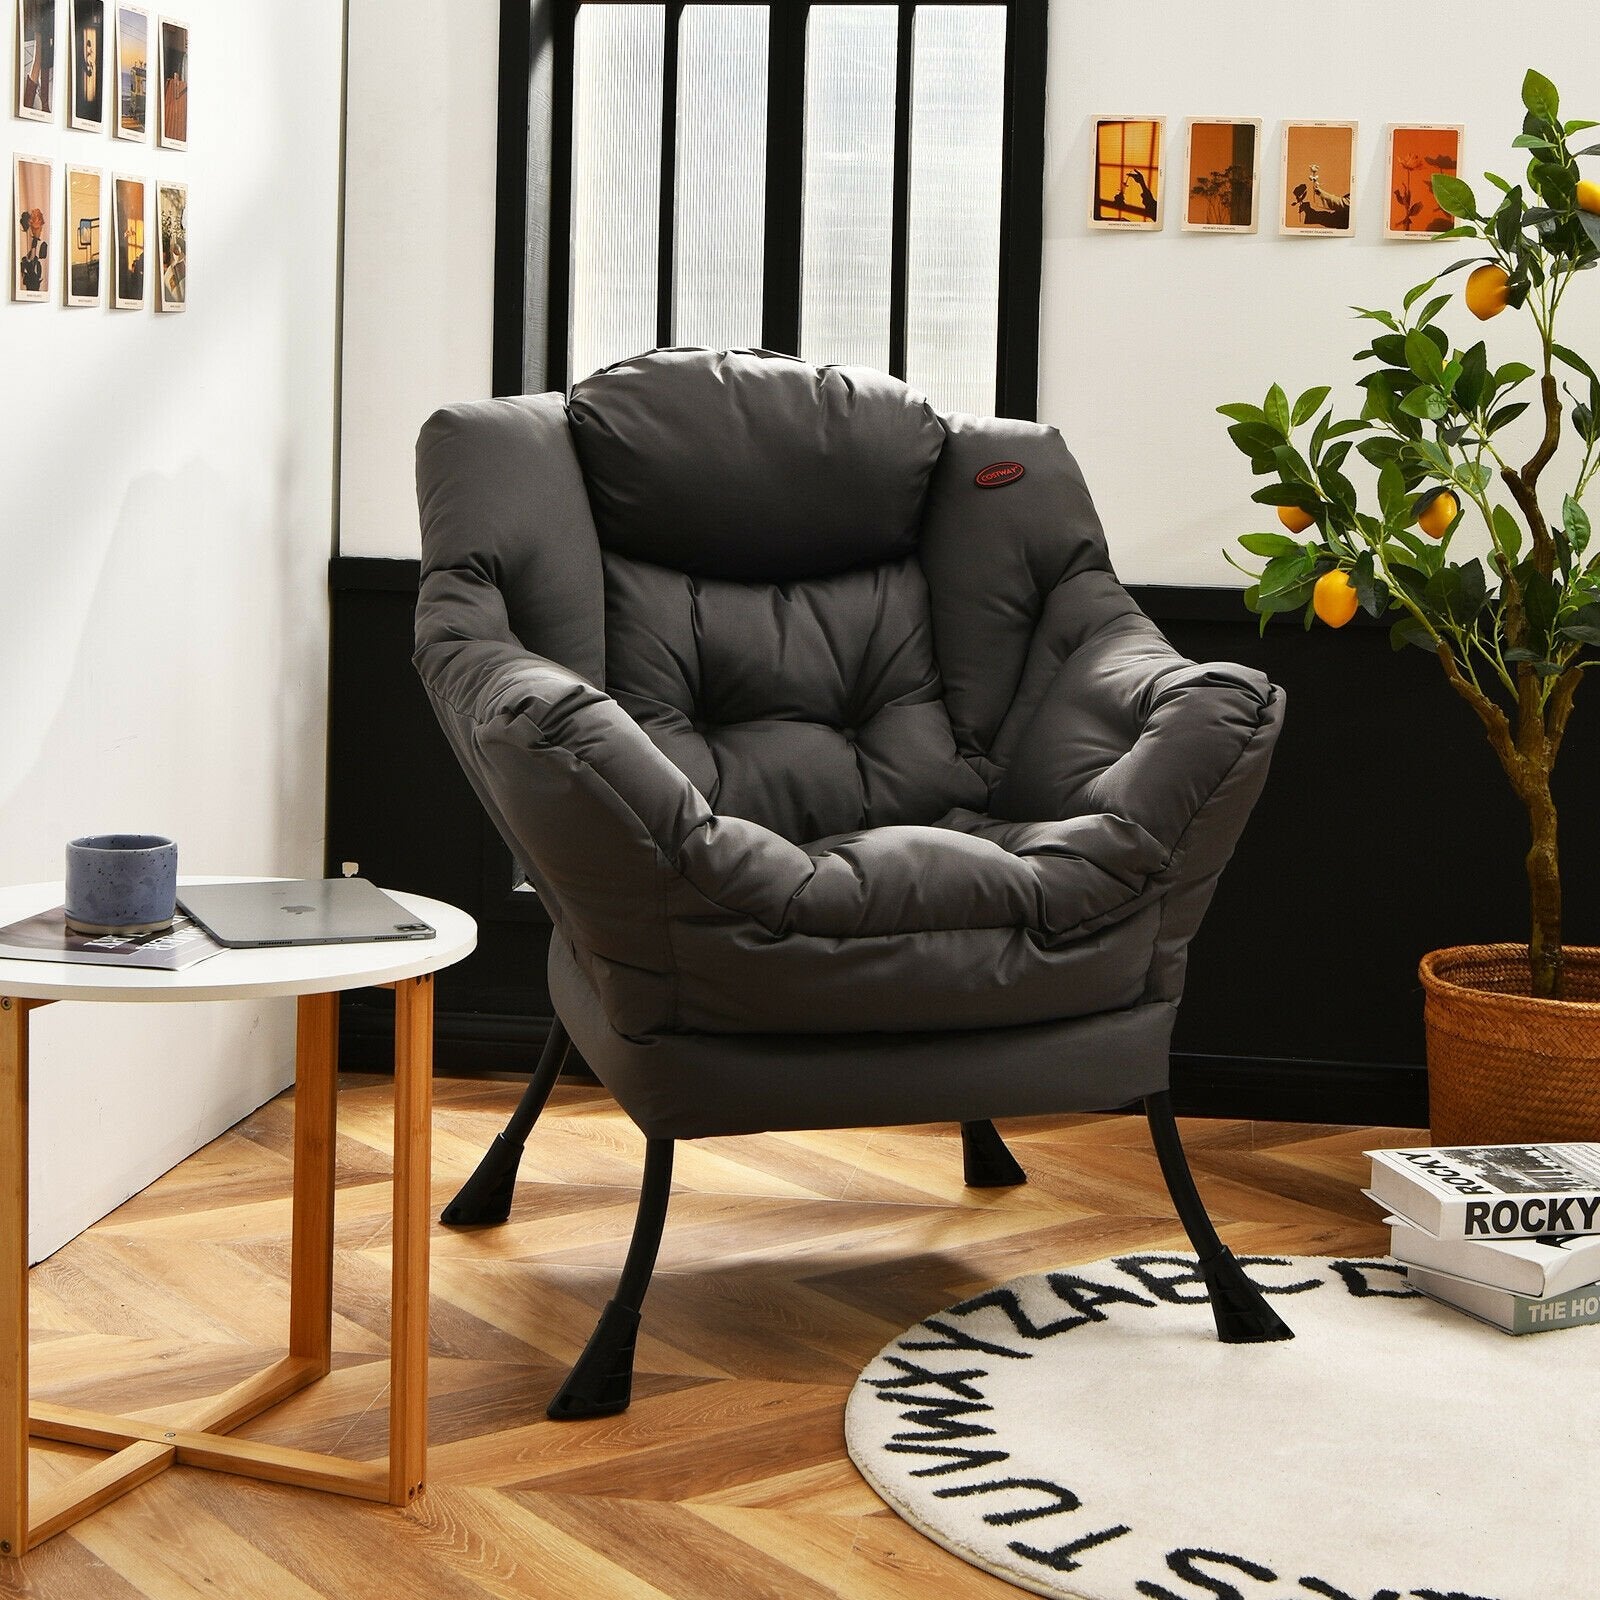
[1366,1143,1600,1240]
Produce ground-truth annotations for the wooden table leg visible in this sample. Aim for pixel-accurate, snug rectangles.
[388,974,433,1505]
[0,999,29,1557]
[289,992,339,1376]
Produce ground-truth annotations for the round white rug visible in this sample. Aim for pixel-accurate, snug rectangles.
[845,1254,1593,1600]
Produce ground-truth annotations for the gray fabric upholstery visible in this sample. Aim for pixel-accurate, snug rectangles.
[415,348,1284,1137]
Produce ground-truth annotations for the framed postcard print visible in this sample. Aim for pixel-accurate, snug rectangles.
[13,156,53,302]
[1183,119,1262,233]
[65,164,101,305]
[1386,124,1464,237]
[1280,121,1357,236]
[115,2,147,140]
[112,173,145,307]
[156,180,185,310]
[157,15,186,148]
[69,0,104,130]
[1090,117,1165,230]
[17,0,57,121]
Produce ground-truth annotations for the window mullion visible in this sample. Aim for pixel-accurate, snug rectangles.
[886,1,914,381]
[657,0,685,348]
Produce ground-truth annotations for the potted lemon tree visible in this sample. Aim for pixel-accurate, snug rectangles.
[1223,70,1600,1143]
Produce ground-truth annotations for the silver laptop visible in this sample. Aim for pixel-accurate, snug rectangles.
[177,879,436,949]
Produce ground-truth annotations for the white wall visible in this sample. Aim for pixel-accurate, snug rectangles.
[336,1,1600,589]
[1043,2,1600,584]
[2,1,344,1259]
[338,0,501,559]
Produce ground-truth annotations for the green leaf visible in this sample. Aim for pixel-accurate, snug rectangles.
[1352,305,1401,331]
[1250,482,1321,512]
[1494,361,1536,388]
[1357,436,1402,471]
[1271,441,1317,485]
[1264,383,1291,438]
[1402,277,1438,312]
[1324,468,1358,515]
[1553,344,1598,381]
[1486,400,1530,432]
[1564,494,1592,556]
[1238,532,1304,558]
[1378,463,1408,525]
[1227,421,1282,461]
[1390,617,1435,652]
[1491,504,1524,561]
[1370,332,1409,367]
[1564,119,1599,134]
[1452,461,1492,497]
[1456,341,1488,410]
[1412,437,1452,475]
[1511,133,1554,150]
[1416,294,1453,329]
[1398,386,1450,420]
[1217,402,1268,424]
[1454,558,1488,621]
[1291,385,1332,428]
[1518,563,1560,643]
[1522,68,1560,122]
[1431,173,1479,219]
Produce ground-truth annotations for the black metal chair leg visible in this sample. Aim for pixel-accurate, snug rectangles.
[1143,1091,1294,1344]
[440,1019,571,1227]
[961,1120,1028,1187]
[548,1139,675,1421]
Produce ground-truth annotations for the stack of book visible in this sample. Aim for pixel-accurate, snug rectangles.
[1365,1141,1600,1334]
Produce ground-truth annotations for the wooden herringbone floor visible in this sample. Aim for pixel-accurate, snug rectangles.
[5,1075,1416,1599]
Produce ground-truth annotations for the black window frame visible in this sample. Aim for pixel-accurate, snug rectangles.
[493,0,1048,418]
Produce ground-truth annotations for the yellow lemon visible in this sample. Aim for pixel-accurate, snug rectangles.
[1465,263,1511,321]
[1417,490,1459,540]
[1313,570,1360,629]
[1277,504,1316,533]
[1577,179,1600,215]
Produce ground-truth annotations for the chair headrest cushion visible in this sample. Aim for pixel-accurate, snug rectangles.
[567,349,946,581]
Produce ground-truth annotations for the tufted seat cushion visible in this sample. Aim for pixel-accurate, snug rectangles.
[604,551,985,843]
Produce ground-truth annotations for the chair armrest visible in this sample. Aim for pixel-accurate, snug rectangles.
[414,636,819,1009]
[989,607,1278,858]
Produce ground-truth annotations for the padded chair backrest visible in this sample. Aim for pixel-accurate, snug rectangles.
[567,349,987,842]
[415,347,1122,846]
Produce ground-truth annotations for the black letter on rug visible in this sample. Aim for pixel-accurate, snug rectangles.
[1010,1521,1131,1572]
[933,1475,1081,1526]
[1135,1547,1277,1599]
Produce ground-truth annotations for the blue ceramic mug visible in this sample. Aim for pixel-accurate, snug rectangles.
[64,834,179,936]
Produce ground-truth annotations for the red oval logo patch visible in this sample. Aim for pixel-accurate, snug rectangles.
[975,461,1025,488]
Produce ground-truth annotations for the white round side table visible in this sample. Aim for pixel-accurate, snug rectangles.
[0,878,476,1555]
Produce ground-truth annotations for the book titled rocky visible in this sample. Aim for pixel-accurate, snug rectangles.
[1408,1266,1600,1335]
[1383,1211,1600,1298]
[1366,1143,1600,1240]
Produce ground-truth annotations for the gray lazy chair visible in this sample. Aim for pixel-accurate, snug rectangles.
[414,348,1293,1420]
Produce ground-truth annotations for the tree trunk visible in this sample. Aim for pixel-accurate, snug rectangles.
[1524,768,1564,1000]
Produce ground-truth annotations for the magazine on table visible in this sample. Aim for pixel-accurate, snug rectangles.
[1382,1210,1600,1299]
[0,907,223,972]
[1408,1265,1600,1336]
[1365,1143,1600,1241]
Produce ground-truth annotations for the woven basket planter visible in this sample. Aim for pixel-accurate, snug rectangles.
[1420,945,1600,1145]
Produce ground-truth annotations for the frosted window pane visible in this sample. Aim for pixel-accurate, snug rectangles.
[800,6,896,372]
[673,6,768,350]
[904,6,1005,416]
[570,5,663,383]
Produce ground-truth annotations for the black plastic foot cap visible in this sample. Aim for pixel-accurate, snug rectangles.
[440,1133,524,1227]
[1199,1246,1294,1343]
[961,1121,1028,1188]
[547,1299,642,1421]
